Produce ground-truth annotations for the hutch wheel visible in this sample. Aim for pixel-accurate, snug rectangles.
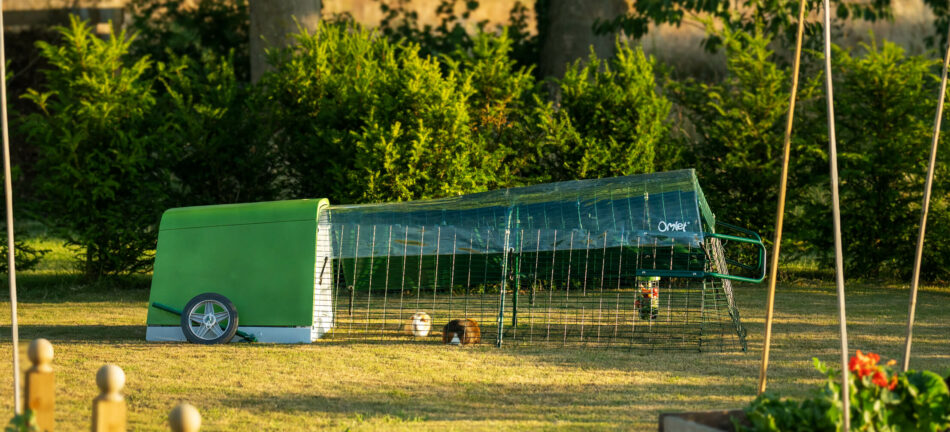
[180,293,239,344]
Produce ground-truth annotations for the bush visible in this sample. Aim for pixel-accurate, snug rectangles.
[4,28,59,203]
[796,40,950,280]
[672,27,822,241]
[673,28,950,281]
[262,23,669,201]
[261,21,509,203]
[444,30,537,185]
[19,12,950,282]
[521,41,670,182]
[20,17,169,278]
[157,52,278,206]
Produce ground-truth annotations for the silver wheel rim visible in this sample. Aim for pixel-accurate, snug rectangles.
[186,299,232,341]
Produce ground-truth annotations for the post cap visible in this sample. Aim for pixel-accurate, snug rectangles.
[96,364,125,401]
[169,403,201,432]
[27,339,54,372]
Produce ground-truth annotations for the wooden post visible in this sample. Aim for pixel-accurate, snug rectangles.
[169,403,201,432]
[91,364,125,432]
[25,339,54,430]
[0,0,24,415]
[758,0,807,395]
[903,21,950,372]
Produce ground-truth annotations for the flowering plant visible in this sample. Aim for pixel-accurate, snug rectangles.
[738,351,950,431]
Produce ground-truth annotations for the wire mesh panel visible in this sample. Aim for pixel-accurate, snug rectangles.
[328,224,507,345]
[320,170,752,351]
[705,237,748,351]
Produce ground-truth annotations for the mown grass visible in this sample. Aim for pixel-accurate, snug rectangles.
[0,239,948,431]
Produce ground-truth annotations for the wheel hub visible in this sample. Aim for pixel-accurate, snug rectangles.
[187,300,229,340]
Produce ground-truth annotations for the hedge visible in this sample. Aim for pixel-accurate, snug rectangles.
[14,16,950,281]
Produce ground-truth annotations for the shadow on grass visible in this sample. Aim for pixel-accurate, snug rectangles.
[207,335,944,427]
[218,380,748,424]
[0,273,150,303]
[0,325,145,342]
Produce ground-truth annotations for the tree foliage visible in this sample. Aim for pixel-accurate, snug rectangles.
[21,17,169,278]
[796,40,950,280]
[127,0,250,81]
[596,0,892,52]
[670,26,950,281]
[672,27,822,240]
[444,30,537,185]
[522,42,670,182]
[18,11,950,282]
[0,228,49,274]
[260,22,508,203]
[157,52,278,206]
[369,0,541,72]
[923,0,950,48]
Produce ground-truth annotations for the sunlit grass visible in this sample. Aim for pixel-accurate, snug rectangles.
[0,239,947,430]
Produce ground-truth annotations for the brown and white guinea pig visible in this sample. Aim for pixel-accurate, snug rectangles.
[442,319,481,346]
[402,312,431,337]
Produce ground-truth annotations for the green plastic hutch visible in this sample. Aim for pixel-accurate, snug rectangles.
[145,199,334,343]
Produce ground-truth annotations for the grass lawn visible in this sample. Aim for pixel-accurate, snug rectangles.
[0,241,948,430]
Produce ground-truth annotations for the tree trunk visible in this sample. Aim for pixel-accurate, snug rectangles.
[538,0,627,80]
[249,0,322,83]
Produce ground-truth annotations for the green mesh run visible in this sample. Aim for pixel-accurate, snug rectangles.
[324,169,747,351]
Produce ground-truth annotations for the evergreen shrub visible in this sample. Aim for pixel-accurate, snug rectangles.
[157,52,278,206]
[21,17,169,277]
[798,40,950,280]
[260,22,510,203]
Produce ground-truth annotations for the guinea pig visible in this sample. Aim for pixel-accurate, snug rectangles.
[442,319,481,346]
[402,312,432,337]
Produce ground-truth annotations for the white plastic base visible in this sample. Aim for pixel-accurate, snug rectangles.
[146,326,315,343]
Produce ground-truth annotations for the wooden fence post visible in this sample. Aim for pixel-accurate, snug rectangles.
[25,338,55,431]
[91,364,126,432]
[169,403,201,432]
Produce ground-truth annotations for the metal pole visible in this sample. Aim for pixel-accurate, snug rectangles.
[822,0,850,428]
[902,22,950,372]
[0,0,23,414]
[497,209,513,348]
[758,0,807,395]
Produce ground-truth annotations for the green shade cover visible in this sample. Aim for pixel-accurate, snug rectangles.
[329,169,715,257]
[328,170,716,290]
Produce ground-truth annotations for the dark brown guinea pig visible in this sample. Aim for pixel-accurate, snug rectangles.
[442,319,481,345]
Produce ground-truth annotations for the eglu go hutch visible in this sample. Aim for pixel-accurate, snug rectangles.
[146,199,335,343]
[146,169,765,350]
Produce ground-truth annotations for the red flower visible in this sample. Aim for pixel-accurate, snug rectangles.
[871,370,889,388]
[887,375,898,391]
[849,350,880,378]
